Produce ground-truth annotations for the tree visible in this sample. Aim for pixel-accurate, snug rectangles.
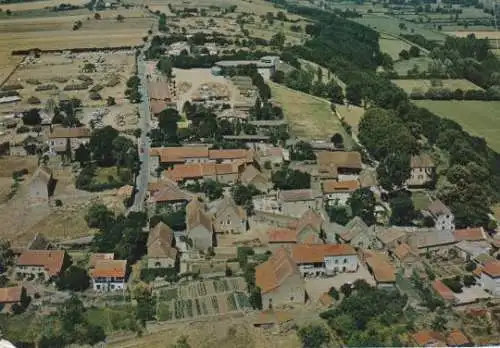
[134,284,155,326]
[83,63,96,73]
[399,49,410,60]
[158,108,181,144]
[116,14,124,22]
[271,167,311,190]
[297,325,331,348]
[106,96,116,106]
[157,56,173,77]
[431,314,447,331]
[201,179,224,201]
[74,143,91,166]
[85,203,115,230]
[171,336,191,348]
[270,32,286,48]
[349,188,376,225]
[331,133,344,148]
[340,283,353,297]
[89,125,119,166]
[327,205,350,225]
[389,191,415,226]
[94,12,101,20]
[271,70,285,83]
[59,294,85,334]
[377,153,411,191]
[291,141,316,161]
[22,108,41,125]
[55,265,90,291]
[328,287,340,300]
[409,46,420,57]
[399,22,407,30]
[112,135,135,169]
[463,275,476,287]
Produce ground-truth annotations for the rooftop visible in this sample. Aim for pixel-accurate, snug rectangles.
[408,228,456,249]
[393,243,416,261]
[432,279,455,301]
[482,260,500,278]
[149,80,172,101]
[49,126,90,139]
[90,260,127,278]
[279,189,315,202]
[290,244,356,264]
[316,151,362,169]
[321,179,360,194]
[376,228,406,246]
[453,227,487,242]
[446,330,470,346]
[426,199,451,216]
[267,227,297,243]
[365,253,396,283]
[410,154,435,168]
[0,286,22,304]
[412,330,446,347]
[89,253,114,268]
[17,250,66,276]
[255,248,302,294]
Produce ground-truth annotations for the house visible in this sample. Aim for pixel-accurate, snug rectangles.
[454,240,491,260]
[147,222,177,269]
[278,189,321,217]
[0,286,23,306]
[210,196,247,234]
[376,228,406,249]
[15,250,67,279]
[408,228,456,254]
[267,227,299,248]
[453,227,487,242]
[425,199,455,231]
[412,330,446,347]
[289,209,324,244]
[147,179,193,211]
[255,248,305,308]
[321,179,359,206]
[290,244,358,277]
[338,217,380,250]
[239,165,272,193]
[164,162,244,185]
[480,260,500,296]
[150,146,253,167]
[48,126,90,154]
[364,252,396,289]
[89,253,115,268]
[446,330,471,347]
[90,259,128,292]
[406,154,435,187]
[432,279,456,302]
[316,151,363,181]
[148,80,175,108]
[186,199,214,251]
[256,145,290,167]
[29,166,55,201]
[393,243,419,268]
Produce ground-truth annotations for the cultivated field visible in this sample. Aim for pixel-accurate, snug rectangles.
[270,82,353,145]
[0,0,87,11]
[392,79,483,93]
[413,100,500,152]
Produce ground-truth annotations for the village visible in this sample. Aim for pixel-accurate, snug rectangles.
[0,0,499,347]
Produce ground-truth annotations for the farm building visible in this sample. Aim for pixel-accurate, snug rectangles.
[90,259,128,292]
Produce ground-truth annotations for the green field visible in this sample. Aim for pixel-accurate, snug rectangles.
[353,14,447,42]
[413,100,500,152]
[270,82,353,146]
[393,56,433,75]
[393,78,483,94]
[379,35,412,60]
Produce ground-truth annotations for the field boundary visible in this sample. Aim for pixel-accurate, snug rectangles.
[0,57,23,88]
[11,45,143,55]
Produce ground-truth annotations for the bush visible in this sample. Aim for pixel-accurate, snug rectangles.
[140,267,177,283]
[1,84,23,91]
[35,84,58,92]
[442,276,463,293]
[89,92,102,100]
[64,82,90,91]
[89,84,104,93]
[26,79,41,85]
[77,74,93,83]
[55,199,63,207]
[51,76,68,83]
[27,96,41,105]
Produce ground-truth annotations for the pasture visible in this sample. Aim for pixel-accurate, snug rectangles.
[393,56,433,75]
[270,82,353,146]
[379,34,412,60]
[392,79,483,93]
[0,0,87,11]
[413,100,500,152]
[444,30,500,39]
[335,103,364,136]
[141,0,283,16]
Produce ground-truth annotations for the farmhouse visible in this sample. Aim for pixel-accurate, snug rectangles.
[256,145,290,167]
[453,227,487,242]
[278,189,322,217]
[89,253,115,268]
[48,126,90,154]
[338,217,380,250]
[0,286,23,306]
[406,154,435,187]
[425,199,455,232]
[147,222,177,269]
[186,199,214,251]
[392,243,419,269]
[412,330,446,347]
[408,228,456,253]
[376,228,406,249]
[209,196,247,234]
[15,250,68,279]
[267,209,324,247]
[316,151,363,181]
[321,179,360,206]
[290,244,358,277]
[255,248,305,308]
[147,179,193,211]
[239,165,272,193]
[90,259,128,292]
[164,162,243,184]
[480,260,500,296]
[29,166,55,201]
[364,252,396,289]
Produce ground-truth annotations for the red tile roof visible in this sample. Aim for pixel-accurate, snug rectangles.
[365,254,396,283]
[49,127,90,139]
[90,260,127,278]
[453,227,486,242]
[412,330,446,346]
[0,286,22,304]
[255,248,301,294]
[294,209,323,234]
[150,99,169,115]
[394,243,415,260]
[482,260,500,278]
[89,253,114,268]
[316,151,362,169]
[268,228,297,243]
[150,147,209,163]
[17,250,66,276]
[322,180,360,194]
[432,279,455,301]
[290,244,356,264]
[164,162,240,182]
[209,149,252,161]
[149,80,172,100]
[446,330,470,346]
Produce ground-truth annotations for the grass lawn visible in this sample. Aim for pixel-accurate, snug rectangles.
[335,103,365,136]
[269,82,353,146]
[411,191,432,210]
[393,56,433,76]
[86,305,135,333]
[93,166,130,185]
[379,35,412,60]
[413,100,500,152]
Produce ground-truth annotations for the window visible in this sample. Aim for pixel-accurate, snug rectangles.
[96,284,100,290]
[343,258,347,264]
[334,259,338,264]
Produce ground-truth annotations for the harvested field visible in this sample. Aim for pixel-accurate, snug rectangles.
[0,156,38,177]
[26,207,92,241]
[269,82,353,146]
[0,0,87,11]
[413,100,500,152]
[392,79,483,93]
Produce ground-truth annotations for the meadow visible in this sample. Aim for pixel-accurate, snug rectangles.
[413,100,500,152]
[270,82,353,146]
[392,79,483,93]
[379,34,412,60]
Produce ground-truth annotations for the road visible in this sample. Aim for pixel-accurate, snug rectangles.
[130,43,152,212]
